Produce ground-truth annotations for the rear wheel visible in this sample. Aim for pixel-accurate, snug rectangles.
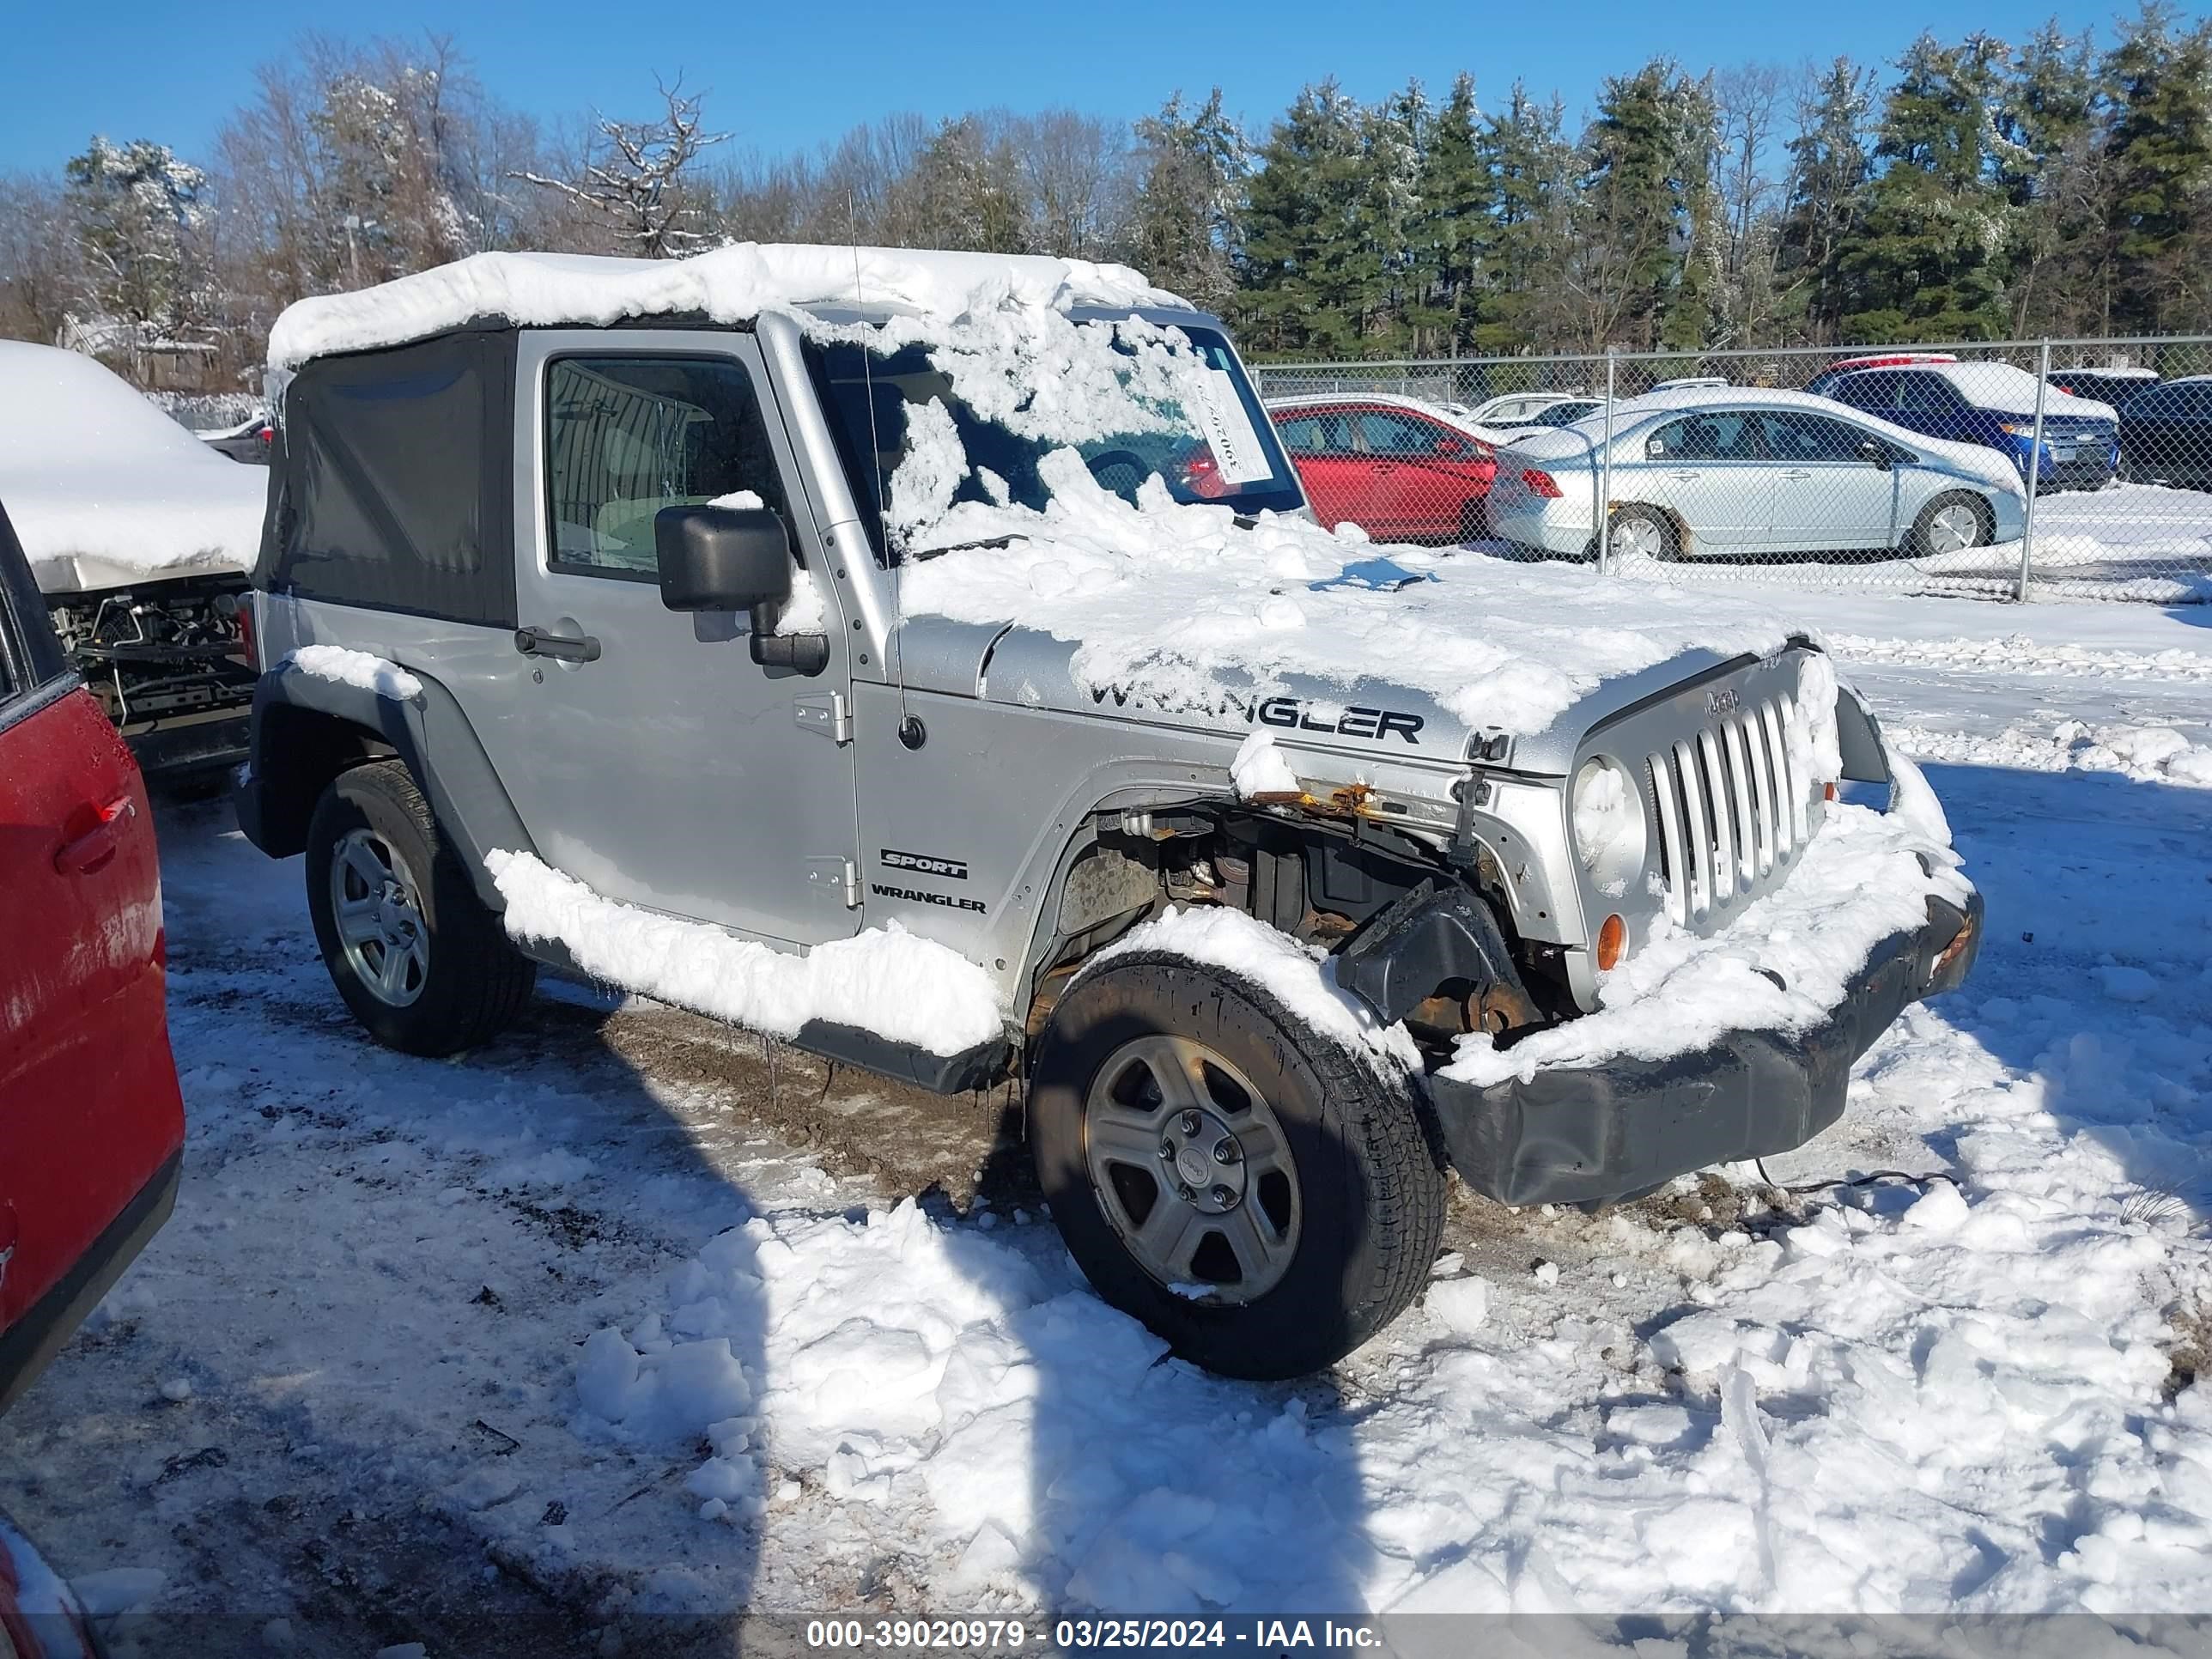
[305,760,535,1056]
[1607,505,1678,562]
[1030,952,1445,1379]
[1907,491,1994,556]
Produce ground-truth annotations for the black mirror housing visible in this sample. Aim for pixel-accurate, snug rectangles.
[1857,439,1891,467]
[656,505,793,613]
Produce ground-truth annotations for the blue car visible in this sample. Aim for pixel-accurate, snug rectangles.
[1817,362,2119,493]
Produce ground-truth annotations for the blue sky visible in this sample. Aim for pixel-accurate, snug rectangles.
[0,0,2129,175]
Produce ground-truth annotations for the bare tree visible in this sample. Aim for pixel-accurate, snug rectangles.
[515,78,728,258]
[1710,63,1791,342]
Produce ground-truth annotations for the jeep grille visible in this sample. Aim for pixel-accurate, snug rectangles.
[1645,689,1818,928]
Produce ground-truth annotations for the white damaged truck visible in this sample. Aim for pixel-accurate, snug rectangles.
[0,342,262,778]
[232,246,1981,1377]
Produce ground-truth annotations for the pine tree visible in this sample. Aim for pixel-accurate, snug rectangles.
[1468,84,1577,351]
[1129,89,1245,312]
[1997,23,2103,335]
[1355,80,1430,353]
[2100,3,2212,333]
[1405,74,1482,355]
[1777,58,1876,337]
[1233,81,1371,356]
[61,137,209,351]
[1572,60,1716,349]
[1834,34,2014,341]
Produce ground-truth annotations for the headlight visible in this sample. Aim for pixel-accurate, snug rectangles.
[1571,756,1646,890]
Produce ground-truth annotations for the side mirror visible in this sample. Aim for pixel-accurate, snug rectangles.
[656,504,792,611]
[655,504,828,676]
[1436,437,1470,459]
[1857,439,1891,469]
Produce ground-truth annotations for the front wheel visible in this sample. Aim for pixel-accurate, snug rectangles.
[1906,490,1995,557]
[1029,952,1446,1379]
[305,759,536,1056]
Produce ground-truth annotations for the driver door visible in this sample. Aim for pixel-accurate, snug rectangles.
[460,330,860,947]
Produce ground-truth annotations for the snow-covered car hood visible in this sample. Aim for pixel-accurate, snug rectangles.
[890,453,1801,770]
[0,342,265,593]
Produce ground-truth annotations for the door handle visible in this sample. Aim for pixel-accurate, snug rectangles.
[1780,469,1812,481]
[1668,470,1700,482]
[1372,463,1397,474]
[54,796,135,875]
[515,626,602,663]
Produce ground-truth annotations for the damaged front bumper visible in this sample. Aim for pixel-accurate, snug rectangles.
[1424,890,1984,1208]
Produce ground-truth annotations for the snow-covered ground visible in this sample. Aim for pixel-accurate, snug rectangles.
[3,593,2209,1656]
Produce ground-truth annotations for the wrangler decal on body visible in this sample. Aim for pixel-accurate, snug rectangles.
[871,882,987,914]
[1085,685,1427,745]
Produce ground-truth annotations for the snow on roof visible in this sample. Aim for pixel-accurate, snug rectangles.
[1923,360,2118,421]
[0,341,267,592]
[267,245,1191,368]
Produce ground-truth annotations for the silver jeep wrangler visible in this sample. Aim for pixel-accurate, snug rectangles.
[235,248,1980,1378]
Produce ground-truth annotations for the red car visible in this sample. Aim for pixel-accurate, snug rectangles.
[1267,395,1497,544]
[1,495,184,1655]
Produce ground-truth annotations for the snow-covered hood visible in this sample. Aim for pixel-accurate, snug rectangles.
[0,341,265,593]
[891,453,1800,771]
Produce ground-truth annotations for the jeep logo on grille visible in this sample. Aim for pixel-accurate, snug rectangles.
[1706,686,1742,716]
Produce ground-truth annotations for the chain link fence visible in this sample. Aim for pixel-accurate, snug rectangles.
[1252,337,2212,605]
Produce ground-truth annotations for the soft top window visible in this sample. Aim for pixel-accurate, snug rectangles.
[266,330,517,628]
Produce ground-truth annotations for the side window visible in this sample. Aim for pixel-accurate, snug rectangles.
[1276,412,1349,456]
[1352,410,1433,457]
[545,356,790,580]
[1898,374,1954,414]
[1759,411,1865,461]
[1648,413,1761,460]
[1832,373,1893,410]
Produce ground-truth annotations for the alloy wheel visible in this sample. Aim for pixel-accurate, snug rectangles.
[1082,1034,1302,1304]
[330,826,430,1007]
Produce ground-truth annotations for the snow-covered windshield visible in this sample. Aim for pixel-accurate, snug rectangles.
[805,321,1304,560]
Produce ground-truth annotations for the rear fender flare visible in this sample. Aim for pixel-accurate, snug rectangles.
[240,664,534,913]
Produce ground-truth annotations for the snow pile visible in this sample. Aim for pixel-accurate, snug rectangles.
[0,340,266,591]
[1828,631,2212,684]
[1084,904,1420,1072]
[1445,799,1971,1088]
[1229,731,1300,798]
[900,454,1798,738]
[1886,717,2212,787]
[267,245,1186,368]
[284,645,422,702]
[484,850,1005,1056]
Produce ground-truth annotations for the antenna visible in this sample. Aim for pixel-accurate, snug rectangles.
[847,198,916,740]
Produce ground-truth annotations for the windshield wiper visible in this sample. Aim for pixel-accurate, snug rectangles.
[906,535,1024,562]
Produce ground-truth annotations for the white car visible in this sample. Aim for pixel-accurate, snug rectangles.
[1486,387,2028,562]
[1462,391,1587,431]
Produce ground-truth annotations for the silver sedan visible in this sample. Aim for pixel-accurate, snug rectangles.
[1486,390,2028,562]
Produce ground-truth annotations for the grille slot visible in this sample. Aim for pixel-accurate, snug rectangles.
[1645,690,1813,927]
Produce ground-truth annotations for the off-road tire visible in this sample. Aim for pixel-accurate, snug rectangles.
[1030,951,1446,1379]
[305,759,535,1056]
[1905,490,1995,557]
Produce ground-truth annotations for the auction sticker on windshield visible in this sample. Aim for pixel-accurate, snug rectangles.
[1193,367,1273,485]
